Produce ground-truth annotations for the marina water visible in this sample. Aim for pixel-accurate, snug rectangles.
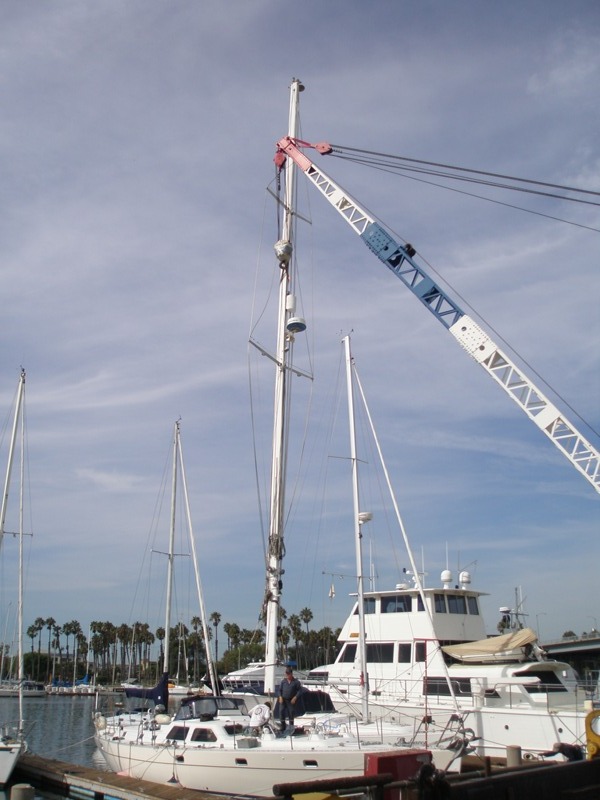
[1,695,101,769]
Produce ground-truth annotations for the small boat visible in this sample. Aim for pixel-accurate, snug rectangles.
[96,420,218,726]
[0,370,29,786]
[0,680,45,698]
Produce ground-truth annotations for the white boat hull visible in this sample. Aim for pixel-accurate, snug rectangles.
[95,735,424,797]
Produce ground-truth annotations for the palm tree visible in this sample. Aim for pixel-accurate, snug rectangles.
[223,622,233,652]
[64,620,82,681]
[190,616,202,681]
[62,620,80,668]
[51,623,62,681]
[32,616,44,679]
[288,614,302,667]
[210,612,221,664]
[116,623,133,678]
[278,625,291,663]
[75,631,87,679]
[155,626,165,678]
[136,623,154,677]
[45,617,56,659]
[26,624,37,656]
[299,607,313,636]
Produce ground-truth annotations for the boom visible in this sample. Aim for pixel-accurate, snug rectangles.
[275,136,600,493]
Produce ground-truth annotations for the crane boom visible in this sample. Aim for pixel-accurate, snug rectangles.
[275,135,600,493]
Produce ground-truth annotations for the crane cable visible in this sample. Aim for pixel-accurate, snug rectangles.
[326,146,600,233]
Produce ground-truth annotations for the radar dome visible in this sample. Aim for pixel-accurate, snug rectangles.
[441,569,452,588]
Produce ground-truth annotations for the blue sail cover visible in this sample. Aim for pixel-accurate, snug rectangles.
[124,671,169,707]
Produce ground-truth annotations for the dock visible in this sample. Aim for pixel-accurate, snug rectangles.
[13,754,222,800]
[13,751,600,800]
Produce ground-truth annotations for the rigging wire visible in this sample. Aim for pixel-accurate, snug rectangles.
[329,144,600,201]
[326,148,600,234]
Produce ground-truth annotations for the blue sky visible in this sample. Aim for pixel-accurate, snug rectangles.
[0,1,598,653]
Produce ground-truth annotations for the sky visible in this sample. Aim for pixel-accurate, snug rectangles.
[0,0,598,658]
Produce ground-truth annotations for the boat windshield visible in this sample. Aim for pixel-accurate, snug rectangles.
[175,696,248,720]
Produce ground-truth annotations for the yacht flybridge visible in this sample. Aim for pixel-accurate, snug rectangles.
[308,568,587,759]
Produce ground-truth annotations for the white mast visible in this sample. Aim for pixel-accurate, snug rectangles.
[343,336,370,722]
[17,370,25,735]
[162,420,179,677]
[0,369,27,742]
[264,78,304,696]
[0,370,25,558]
[177,431,220,695]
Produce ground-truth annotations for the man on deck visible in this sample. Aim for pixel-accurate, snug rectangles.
[278,667,302,733]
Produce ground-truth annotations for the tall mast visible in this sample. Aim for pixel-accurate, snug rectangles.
[264,78,305,695]
[162,420,179,676]
[343,337,370,722]
[17,370,26,734]
[0,370,26,557]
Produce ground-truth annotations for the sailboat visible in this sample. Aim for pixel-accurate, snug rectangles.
[119,420,218,707]
[94,80,465,797]
[0,369,29,786]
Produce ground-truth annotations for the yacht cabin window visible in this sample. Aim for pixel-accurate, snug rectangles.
[353,598,376,615]
[398,643,411,663]
[366,643,394,663]
[434,594,446,613]
[382,595,412,613]
[415,641,427,662]
[467,596,479,615]
[424,677,472,697]
[447,595,467,614]
[434,593,479,615]
[340,643,357,663]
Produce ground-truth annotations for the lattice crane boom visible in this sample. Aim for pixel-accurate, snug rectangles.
[275,136,600,493]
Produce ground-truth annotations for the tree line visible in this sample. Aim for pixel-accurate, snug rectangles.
[0,608,341,685]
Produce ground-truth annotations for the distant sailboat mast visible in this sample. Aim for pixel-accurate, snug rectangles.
[0,370,25,558]
[17,370,25,736]
[161,420,178,682]
[177,431,219,694]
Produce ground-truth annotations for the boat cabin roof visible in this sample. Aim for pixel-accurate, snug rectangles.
[357,585,488,599]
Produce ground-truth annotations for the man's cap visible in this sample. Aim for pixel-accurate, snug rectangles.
[285,667,293,673]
